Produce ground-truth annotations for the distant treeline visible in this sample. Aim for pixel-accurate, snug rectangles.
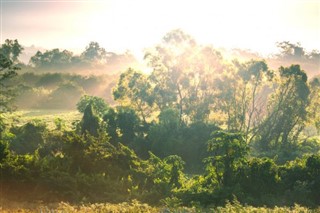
[2,39,138,74]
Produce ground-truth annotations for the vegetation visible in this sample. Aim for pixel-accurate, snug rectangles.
[1,199,319,213]
[9,72,117,109]
[1,200,320,213]
[0,32,319,211]
[28,41,138,73]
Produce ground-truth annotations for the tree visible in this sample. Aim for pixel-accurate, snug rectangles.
[113,68,154,123]
[233,60,272,142]
[0,39,24,62]
[276,41,306,60]
[80,103,101,136]
[77,95,109,117]
[206,131,248,187]
[147,108,181,158]
[116,106,140,145]
[10,120,47,154]
[0,140,9,163]
[158,108,180,130]
[214,70,243,131]
[237,60,270,132]
[164,155,185,188]
[308,78,320,134]
[81,41,106,64]
[145,29,224,124]
[305,154,320,203]
[255,65,310,152]
[103,107,118,144]
[102,106,142,145]
[271,41,320,78]
[0,53,19,112]
[45,82,84,109]
[238,158,279,200]
[214,60,272,136]
[29,48,73,69]
[35,73,63,88]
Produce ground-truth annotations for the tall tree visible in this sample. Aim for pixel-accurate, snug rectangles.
[214,60,272,136]
[113,68,154,123]
[308,78,320,134]
[145,29,224,124]
[0,53,19,112]
[80,103,100,136]
[255,65,310,151]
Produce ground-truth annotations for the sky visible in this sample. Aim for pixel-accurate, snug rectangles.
[1,0,320,59]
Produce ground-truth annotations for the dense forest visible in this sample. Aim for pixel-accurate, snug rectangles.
[0,30,319,210]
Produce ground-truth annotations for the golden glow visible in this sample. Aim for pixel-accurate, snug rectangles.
[1,0,319,58]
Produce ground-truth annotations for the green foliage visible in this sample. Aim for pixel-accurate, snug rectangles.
[0,39,23,62]
[237,158,279,205]
[77,95,108,116]
[81,41,106,62]
[10,120,47,154]
[28,41,137,71]
[30,48,75,69]
[277,155,320,206]
[1,34,320,209]
[118,107,141,145]
[308,78,320,134]
[35,73,63,88]
[103,107,118,144]
[158,108,180,129]
[298,137,320,155]
[102,106,147,149]
[45,82,85,109]
[0,200,318,213]
[113,68,154,122]
[164,155,185,188]
[54,117,65,131]
[1,103,320,208]
[12,72,115,110]
[206,131,248,187]
[0,53,20,112]
[147,120,219,172]
[0,140,9,163]
[255,65,310,155]
[145,30,224,124]
[214,60,271,133]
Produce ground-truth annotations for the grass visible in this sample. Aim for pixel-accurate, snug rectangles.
[0,200,158,213]
[0,199,319,213]
[2,109,82,130]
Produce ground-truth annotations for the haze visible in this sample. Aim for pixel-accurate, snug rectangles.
[1,0,319,59]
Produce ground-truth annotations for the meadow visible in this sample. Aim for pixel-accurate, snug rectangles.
[2,110,81,130]
[1,199,319,213]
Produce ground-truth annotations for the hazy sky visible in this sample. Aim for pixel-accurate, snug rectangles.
[1,0,319,57]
